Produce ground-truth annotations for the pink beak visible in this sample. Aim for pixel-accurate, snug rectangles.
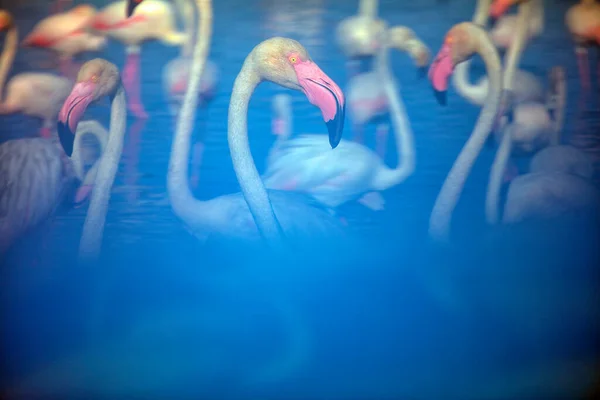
[57,80,96,156]
[428,42,455,106]
[292,60,345,148]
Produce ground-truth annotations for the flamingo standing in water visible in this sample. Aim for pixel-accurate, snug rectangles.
[335,0,386,78]
[128,0,346,248]
[21,5,106,80]
[427,22,502,241]
[162,0,219,190]
[0,120,109,258]
[262,31,416,214]
[0,10,73,139]
[57,59,127,262]
[348,26,429,158]
[89,0,187,118]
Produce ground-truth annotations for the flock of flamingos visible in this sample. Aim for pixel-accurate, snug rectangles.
[1,0,600,264]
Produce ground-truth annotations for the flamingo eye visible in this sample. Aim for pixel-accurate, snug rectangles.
[445,35,454,45]
[289,56,297,64]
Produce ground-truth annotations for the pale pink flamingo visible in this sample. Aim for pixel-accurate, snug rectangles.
[161,0,219,190]
[21,5,106,80]
[335,0,386,78]
[348,26,428,158]
[89,0,187,118]
[138,0,347,248]
[0,120,109,258]
[427,22,502,241]
[489,0,543,49]
[565,0,600,107]
[57,58,127,262]
[0,10,73,139]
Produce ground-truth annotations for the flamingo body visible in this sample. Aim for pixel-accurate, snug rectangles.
[490,14,541,49]
[162,57,218,113]
[347,71,388,124]
[503,172,600,224]
[494,102,553,154]
[22,5,106,58]
[91,0,185,46]
[529,145,594,179]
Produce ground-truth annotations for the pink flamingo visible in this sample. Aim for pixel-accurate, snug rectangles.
[21,5,107,80]
[262,30,415,213]
[348,26,429,158]
[0,10,73,139]
[89,0,187,118]
[565,0,600,107]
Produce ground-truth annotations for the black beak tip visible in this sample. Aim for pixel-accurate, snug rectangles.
[489,15,498,26]
[433,89,447,106]
[57,121,75,157]
[126,1,136,17]
[327,110,345,149]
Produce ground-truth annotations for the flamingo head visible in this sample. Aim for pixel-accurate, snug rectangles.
[428,23,481,105]
[126,0,143,17]
[490,0,521,20]
[251,37,345,148]
[0,10,14,32]
[58,59,120,156]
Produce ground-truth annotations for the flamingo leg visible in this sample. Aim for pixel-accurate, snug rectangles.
[123,46,148,119]
[375,123,389,159]
[575,46,591,106]
[353,123,364,144]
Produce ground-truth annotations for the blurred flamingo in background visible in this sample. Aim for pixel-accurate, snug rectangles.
[263,33,415,214]
[348,26,428,158]
[162,0,219,190]
[0,10,72,139]
[565,0,600,108]
[89,0,187,118]
[488,0,543,49]
[427,22,502,241]
[335,0,386,78]
[21,4,106,79]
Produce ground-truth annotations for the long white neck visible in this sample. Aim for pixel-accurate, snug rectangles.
[371,36,415,190]
[503,0,533,91]
[0,25,17,100]
[358,0,378,18]
[176,0,195,57]
[78,85,127,262]
[167,0,218,233]
[485,124,513,224]
[428,25,503,241]
[228,58,286,247]
[71,120,109,181]
[451,0,492,107]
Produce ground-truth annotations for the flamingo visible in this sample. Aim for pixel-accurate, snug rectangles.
[56,59,127,262]
[89,0,187,118]
[451,0,544,108]
[488,0,543,49]
[0,10,73,139]
[335,0,386,78]
[21,5,107,79]
[262,29,415,212]
[564,0,600,106]
[427,22,502,241]
[0,120,108,258]
[161,0,219,190]
[262,46,415,212]
[348,26,428,158]
[129,0,346,249]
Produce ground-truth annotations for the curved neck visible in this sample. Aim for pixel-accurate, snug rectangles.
[167,0,215,231]
[228,58,286,246]
[176,0,195,57]
[78,85,127,262]
[0,26,18,100]
[428,26,502,241]
[473,0,493,26]
[372,40,415,190]
[358,0,377,18]
[503,0,533,91]
[485,124,513,224]
[451,59,488,106]
[71,120,109,181]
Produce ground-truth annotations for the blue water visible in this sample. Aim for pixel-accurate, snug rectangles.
[1,0,599,398]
